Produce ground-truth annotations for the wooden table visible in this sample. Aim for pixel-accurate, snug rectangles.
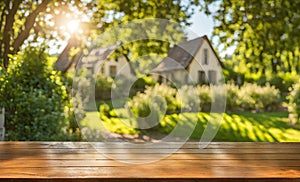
[0,142,299,181]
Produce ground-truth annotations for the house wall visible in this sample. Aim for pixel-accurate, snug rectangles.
[95,57,133,77]
[188,40,223,84]
[152,38,223,85]
[153,69,189,85]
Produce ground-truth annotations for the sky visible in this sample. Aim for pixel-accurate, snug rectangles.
[188,11,214,40]
[187,7,235,57]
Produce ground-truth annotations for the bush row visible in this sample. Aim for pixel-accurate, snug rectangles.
[125,83,281,117]
[95,75,154,100]
[225,83,281,112]
[225,71,299,94]
[287,83,300,126]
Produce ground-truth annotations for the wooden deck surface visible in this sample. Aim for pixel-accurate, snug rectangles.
[0,142,299,181]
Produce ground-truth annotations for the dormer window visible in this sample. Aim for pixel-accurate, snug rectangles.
[203,49,208,65]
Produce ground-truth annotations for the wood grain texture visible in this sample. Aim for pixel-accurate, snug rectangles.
[0,142,299,181]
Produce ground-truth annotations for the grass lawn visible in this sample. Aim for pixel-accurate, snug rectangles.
[82,111,300,142]
[81,111,138,135]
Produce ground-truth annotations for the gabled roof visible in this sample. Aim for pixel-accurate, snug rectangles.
[88,45,119,62]
[152,35,223,72]
[78,45,136,75]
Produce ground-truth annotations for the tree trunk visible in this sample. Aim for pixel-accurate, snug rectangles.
[287,52,292,73]
[259,51,265,74]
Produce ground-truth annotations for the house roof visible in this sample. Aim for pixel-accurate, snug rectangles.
[77,45,136,75]
[152,35,223,72]
[79,45,118,65]
[89,45,119,62]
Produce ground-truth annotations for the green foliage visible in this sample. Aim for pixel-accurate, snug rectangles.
[128,93,152,118]
[145,84,180,113]
[177,85,199,112]
[228,83,281,112]
[225,83,240,111]
[95,0,197,73]
[0,48,70,140]
[0,0,95,68]
[268,73,299,94]
[196,85,212,112]
[126,82,280,116]
[67,68,95,141]
[99,103,111,118]
[227,70,300,94]
[1,0,197,73]
[126,84,180,129]
[196,83,280,112]
[95,75,154,101]
[287,82,300,126]
[129,76,155,97]
[201,0,300,77]
[128,84,179,117]
[95,75,114,100]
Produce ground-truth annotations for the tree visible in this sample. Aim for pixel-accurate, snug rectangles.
[67,0,198,74]
[0,47,70,140]
[199,0,300,76]
[0,0,198,71]
[0,0,98,69]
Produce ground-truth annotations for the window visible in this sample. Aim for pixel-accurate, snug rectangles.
[198,70,206,84]
[208,70,217,84]
[109,65,117,77]
[158,75,163,83]
[100,65,105,74]
[203,49,208,65]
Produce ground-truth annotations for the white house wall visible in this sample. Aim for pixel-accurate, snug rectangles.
[96,57,132,77]
[188,40,222,84]
[166,70,186,84]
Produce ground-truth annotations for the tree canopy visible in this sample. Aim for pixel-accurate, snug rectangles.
[199,0,300,76]
[0,0,198,71]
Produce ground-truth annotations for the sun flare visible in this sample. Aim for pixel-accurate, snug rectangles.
[67,20,79,34]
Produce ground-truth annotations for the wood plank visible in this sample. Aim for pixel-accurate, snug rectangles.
[1,142,300,149]
[1,148,299,154]
[0,166,299,178]
[0,142,299,181]
[1,153,300,160]
[0,159,300,167]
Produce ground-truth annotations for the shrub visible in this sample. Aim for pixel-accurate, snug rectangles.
[95,75,114,100]
[225,82,239,111]
[129,76,154,97]
[99,103,111,118]
[0,48,70,141]
[126,93,163,129]
[177,85,200,112]
[196,85,211,112]
[126,84,179,129]
[144,84,180,113]
[269,73,299,94]
[237,83,281,112]
[287,83,300,126]
[195,82,281,112]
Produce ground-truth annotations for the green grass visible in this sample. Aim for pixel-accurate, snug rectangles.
[81,111,138,135]
[161,112,300,142]
[83,111,300,142]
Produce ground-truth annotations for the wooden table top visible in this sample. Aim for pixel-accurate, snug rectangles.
[0,142,299,181]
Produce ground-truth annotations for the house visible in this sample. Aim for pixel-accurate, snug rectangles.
[152,35,223,85]
[78,45,135,77]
